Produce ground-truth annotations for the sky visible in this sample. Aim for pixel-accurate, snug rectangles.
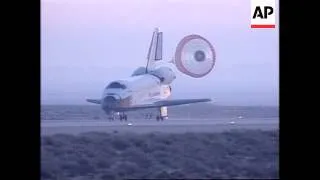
[41,0,279,106]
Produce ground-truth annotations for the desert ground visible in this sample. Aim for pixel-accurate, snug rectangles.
[41,104,279,180]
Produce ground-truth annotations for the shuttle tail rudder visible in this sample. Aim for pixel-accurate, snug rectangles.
[146,28,163,73]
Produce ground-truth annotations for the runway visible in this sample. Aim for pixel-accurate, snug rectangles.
[41,117,279,135]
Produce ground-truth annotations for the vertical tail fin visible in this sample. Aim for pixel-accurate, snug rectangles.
[146,28,163,73]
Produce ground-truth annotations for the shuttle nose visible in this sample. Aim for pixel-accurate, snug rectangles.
[103,95,119,108]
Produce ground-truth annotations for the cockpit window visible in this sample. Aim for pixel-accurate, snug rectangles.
[107,82,126,89]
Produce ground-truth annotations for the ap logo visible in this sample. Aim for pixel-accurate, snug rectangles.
[251,0,276,28]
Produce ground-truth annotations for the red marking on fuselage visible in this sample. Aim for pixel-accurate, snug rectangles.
[119,96,133,107]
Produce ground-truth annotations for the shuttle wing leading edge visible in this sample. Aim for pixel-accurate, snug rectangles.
[86,98,211,110]
[119,98,211,111]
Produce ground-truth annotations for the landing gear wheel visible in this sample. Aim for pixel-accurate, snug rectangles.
[156,116,164,121]
[119,114,128,121]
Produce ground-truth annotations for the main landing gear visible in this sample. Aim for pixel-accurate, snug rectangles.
[119,112,128,121]
[144,112,166,121]
[144,113,165,121]
[107,107,168,122]
[156,115,164,121]
[156,106,168,121]
[144,107,168,121]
